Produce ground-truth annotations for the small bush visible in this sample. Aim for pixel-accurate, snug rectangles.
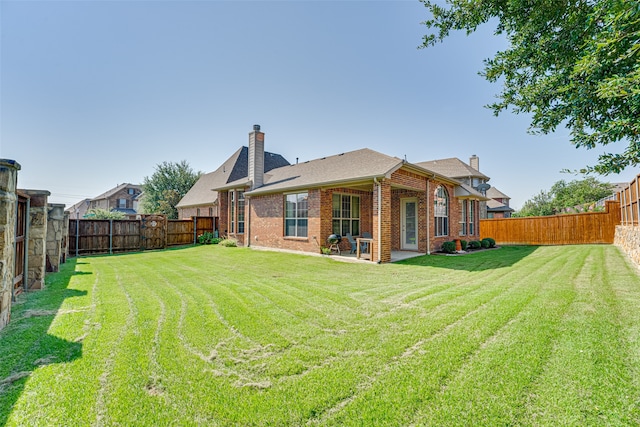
[441,241,457,254]
[211,237,222,245]
[320,247,332,255]
[469,240,481,249]
[197,231,215,244]
[481,239,490,249]
[482,237,496,248]
[219,239,237,247]
[460,240,468,251]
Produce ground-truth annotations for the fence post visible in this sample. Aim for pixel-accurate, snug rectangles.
[193,216,197,245]
[109,219,113,255]
[636,176,640,225]
[75,216,79,257]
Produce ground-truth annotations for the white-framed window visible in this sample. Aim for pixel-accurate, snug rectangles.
[229,190,245,234]
[332,194,360,236]
[285,192,308,237]
[434,186,449,237]
[237,191,245,233]
[230,192,235,233]
[459,200,467,236]
[469,200,475,235]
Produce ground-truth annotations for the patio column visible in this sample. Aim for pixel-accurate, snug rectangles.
[0,159,21,330]
[22,189,50,290]
[374,179,392,263]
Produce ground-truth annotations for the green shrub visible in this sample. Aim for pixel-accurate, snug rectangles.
[197,231,215,244]
[219,239,237,247]
[211,237,222,245]
[469,240,482,249]
[482,237,496,248]
[320,247,332,255]
[460,240,468,250]
[481,239,491,248]
[441,241,457,253]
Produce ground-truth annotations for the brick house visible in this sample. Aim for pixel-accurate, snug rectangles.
[212,125,487,263]
[486,187,514,218]
[176,146,290,220]
[88,183,142,216]
[416,155,492,219]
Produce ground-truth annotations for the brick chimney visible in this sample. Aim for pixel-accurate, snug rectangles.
[469,154,479,171]
[248,124,265,189]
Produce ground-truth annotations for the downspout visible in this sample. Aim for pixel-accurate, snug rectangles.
[374,177,381,263]
[426,179,431,255]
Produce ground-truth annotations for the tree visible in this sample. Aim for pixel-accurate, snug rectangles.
[513,190,555,217]
[142,160,202,219]
[85,208,126,220]
[514,177,614,216]
[550,177,614,212]
[420,0,640,175]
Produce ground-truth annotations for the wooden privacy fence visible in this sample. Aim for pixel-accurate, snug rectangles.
[619,173,640,225]
[480,200,620,245]
[68,216,216,256]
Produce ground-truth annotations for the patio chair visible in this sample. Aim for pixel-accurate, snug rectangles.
[345,233,358,254]
[361,232,372,253]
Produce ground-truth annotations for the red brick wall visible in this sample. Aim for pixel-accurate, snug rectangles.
[248,190,322,253]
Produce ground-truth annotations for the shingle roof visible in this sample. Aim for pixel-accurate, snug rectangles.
[92,183,142,201]
[487,199,515,212]
[243,148,404,195]
[486,187,510,200]
[415,158,490,181]
[176,147,290,208]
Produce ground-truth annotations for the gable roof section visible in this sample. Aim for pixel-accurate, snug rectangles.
[486,187,510,200]
[92,183,142,201]
[415,158,490,181]
[177,147,290,208]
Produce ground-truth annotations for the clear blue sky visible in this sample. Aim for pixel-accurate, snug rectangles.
[1,0,636,209]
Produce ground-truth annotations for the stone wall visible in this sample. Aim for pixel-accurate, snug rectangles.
[21,190,50,290]
[0,159,21,331]
[614,225,640,269]
[46,203,66,272]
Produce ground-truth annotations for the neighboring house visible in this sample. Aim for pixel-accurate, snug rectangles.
[416,156,491,219]
[132,191,145,214]
[66,198,91,219]
[176,146,290,220]
[88,183,142,216]
[486,187,514,218]
[208,125,487,263]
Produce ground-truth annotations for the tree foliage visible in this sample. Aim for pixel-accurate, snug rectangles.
[515,177,614,216]
[142,160,201,219]
[420,0,640,174]
[85,208,126,220]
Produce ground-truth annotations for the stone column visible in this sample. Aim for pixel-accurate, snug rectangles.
[0,159,21,330]
[46,203,65,272]
[21,190,50,290]
[62,211,69,264]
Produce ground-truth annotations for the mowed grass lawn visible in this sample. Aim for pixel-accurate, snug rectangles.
[1,245,640,426]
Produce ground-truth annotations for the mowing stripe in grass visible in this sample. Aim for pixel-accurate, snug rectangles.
[3,245,640,426]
